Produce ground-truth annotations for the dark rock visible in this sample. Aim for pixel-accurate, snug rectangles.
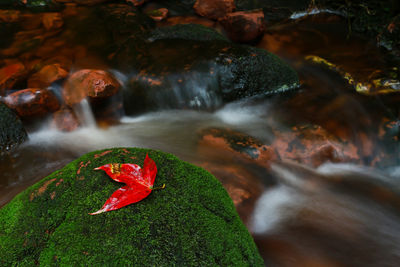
[27,63,69,88]
[0,148,264,266]
[3,88,60,117]
[115,24,299,114]
[0,102,27,154]
[147,23,229,42]
[219,10,265,43]
[0,62,26,95]
[151,0,196,16]
[194,0,236,20]
[235,0,310,11]
[51,107,80,132]
[63,69,121,106]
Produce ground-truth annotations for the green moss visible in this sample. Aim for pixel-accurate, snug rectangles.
[0,103,28,154]
[0,148,263,266]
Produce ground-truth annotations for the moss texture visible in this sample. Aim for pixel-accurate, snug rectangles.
[0,148,263,266]
[0,102,27,154]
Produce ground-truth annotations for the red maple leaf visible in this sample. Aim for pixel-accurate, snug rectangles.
[90,154,162,215]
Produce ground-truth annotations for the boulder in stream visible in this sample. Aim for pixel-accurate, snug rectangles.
[0,102,27,154]
[117,24,299,114]
[0,148,264,266]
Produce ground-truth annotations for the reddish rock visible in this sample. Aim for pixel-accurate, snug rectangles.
[271,125,360,167]
[0,62,26,96]
[63,69,120,106]
[147,8,169,22]
[126,0,148,7]
[51,108,80,132]
[0,10,21,23]
[219,10,265,43]
[198,127,278,167]
[28,64,69,88]
[3,88,60,117]
[194,0,235,20]
[42,13,64,31]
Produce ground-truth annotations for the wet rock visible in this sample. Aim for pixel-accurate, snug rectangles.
[194,0,235,20]
[0,102,27,154]
[162,15,216,28]
[0,62,26,95]
[3,88,60,117]
[0,10,21,23]
[235,0,310,12]
[0,148,264,266]
[27,63,69,88]
[51,107,80,132]
[126,0,147,6]
[63,69,120,106]
[150,0,196,16]
[272,125,360,167]
[42,12,63,30]
[147,23,228,42]
[219,10,265,43]
[116,24,299,114]
[147,8,169,22]
[199,127,278,166]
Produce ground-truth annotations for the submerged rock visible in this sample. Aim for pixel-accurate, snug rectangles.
[0,148,264,266]
[51,107,80,132]
[0,102,27,154]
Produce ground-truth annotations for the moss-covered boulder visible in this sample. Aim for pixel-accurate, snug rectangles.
[0,102,27,154]
[115,24,299,114]
[0,148,264,266]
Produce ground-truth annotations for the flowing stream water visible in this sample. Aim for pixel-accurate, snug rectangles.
[1,8,400,267]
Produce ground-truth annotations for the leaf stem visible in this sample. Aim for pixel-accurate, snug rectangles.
[152,184,166,190]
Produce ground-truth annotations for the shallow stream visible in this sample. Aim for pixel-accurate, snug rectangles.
[1,7,400,267]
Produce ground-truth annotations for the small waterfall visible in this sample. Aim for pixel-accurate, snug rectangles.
[73,98,97,128]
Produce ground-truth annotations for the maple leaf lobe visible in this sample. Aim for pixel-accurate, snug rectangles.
[90,154,158,215]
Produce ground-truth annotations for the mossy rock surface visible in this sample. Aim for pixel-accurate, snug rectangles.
[0,147,264,266]
[0,102,27,154]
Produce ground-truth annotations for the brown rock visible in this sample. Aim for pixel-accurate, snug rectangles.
[219,10,265,43]
[51,108,80,132]
[42,13,64,31]
[28,64,69,88]
[0,62,26,95]
[63,69,120,106]
[194,0,235,20]
[272,125,360,167]
[198,127,278,166]
[0,10,21,23]
[126,0,148,7]
[147,8,169,22]
[3,88,60,117]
